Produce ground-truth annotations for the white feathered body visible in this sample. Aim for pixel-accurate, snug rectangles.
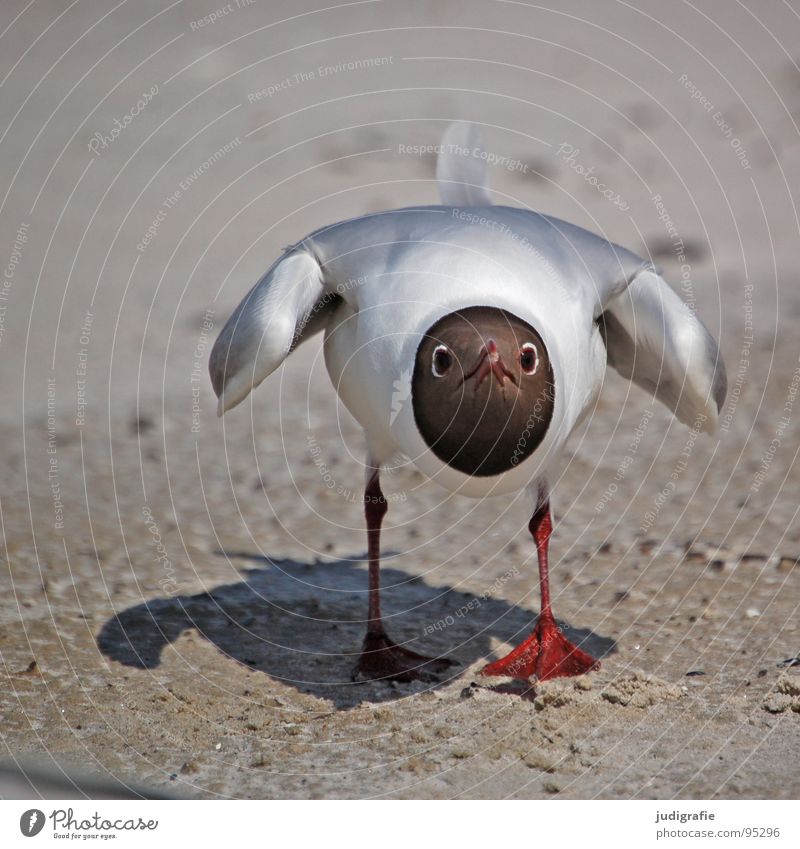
[210,125,726,502]
[315,206,616,497]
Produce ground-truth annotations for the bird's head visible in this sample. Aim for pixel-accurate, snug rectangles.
[411,306,554,477]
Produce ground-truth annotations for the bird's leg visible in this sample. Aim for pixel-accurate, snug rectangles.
[352,468,455,682]
[481,498,600,682]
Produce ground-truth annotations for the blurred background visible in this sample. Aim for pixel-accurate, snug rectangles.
[0,0,798,799]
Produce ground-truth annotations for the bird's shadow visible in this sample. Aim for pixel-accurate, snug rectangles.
[97,552,616,709]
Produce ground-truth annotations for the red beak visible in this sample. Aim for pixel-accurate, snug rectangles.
[464,338,516,388]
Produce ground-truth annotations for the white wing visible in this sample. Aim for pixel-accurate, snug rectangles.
[209,119,727,435]
[209,249,333,415]
[436,121,493,206]
[600,267,727,433]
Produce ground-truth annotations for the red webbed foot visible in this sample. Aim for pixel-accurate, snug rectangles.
[352,631,457,683]
[481,612,600,682]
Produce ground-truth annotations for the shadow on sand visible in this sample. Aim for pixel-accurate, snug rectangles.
[98,552,615,709]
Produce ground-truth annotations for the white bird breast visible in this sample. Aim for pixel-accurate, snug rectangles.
[323,273,591,499]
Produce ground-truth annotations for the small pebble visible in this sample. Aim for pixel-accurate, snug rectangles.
[746,608,761,618]
[460,682,480,699]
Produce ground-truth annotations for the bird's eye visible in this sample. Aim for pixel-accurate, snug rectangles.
[520,342,538,375]
[431,344,452,377]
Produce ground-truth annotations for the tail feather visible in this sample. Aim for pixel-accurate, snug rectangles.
[436,122,493,206]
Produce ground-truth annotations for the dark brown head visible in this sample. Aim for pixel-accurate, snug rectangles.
[412,306,554,477]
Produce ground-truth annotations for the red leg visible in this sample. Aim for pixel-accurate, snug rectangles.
[481,497,600,682]
[352,469,455,682]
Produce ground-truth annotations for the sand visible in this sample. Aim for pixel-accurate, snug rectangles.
[1,0,798,799]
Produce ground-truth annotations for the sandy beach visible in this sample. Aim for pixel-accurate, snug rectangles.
[0,0,798,799]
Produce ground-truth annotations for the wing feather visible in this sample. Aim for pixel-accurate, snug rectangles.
[209,249,330,415]
[600,268,727,432]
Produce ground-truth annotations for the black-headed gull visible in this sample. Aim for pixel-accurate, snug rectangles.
[210,123,727,683]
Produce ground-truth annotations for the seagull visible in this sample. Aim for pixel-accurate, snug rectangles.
[209,123,726,684]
